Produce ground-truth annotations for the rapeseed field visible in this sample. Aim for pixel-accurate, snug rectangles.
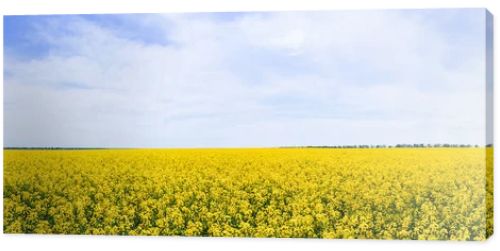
[3,148,493,240]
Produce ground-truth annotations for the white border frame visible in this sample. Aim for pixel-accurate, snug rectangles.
[1,1,498,251]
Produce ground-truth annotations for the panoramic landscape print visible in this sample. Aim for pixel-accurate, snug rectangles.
[3,9,493,240]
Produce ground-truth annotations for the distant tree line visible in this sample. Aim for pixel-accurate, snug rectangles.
[285,144,492,149]
[4,144,493,150]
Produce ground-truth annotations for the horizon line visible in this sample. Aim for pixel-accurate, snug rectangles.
[3,143,493,150]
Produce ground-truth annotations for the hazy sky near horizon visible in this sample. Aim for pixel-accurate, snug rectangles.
[3,9,492,147]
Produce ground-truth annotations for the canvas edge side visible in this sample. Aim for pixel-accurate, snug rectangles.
[485,8,494,240]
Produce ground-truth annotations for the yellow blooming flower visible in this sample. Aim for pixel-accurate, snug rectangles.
[3,148,493,240]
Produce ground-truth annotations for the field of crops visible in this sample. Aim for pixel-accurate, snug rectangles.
[3,148,493,240]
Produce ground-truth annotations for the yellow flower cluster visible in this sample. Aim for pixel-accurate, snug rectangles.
[3,148,493,240]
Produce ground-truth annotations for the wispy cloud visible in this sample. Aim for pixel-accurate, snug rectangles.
[3,9,488,147]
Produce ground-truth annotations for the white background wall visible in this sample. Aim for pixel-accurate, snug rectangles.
[0,1,499,250]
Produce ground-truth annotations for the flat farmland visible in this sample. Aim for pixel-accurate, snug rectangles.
[3,148,493,240]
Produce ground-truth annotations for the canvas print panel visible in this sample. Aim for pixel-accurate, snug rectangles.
[3,9,494,240]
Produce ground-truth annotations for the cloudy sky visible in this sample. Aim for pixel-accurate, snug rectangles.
[3,9,492,148]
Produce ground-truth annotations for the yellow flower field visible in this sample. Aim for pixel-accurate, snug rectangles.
[3,148,493,240]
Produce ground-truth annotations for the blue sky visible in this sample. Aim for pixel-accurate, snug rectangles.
[3,9,492,147]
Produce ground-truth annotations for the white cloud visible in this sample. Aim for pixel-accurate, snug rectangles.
[4,10,488,147]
